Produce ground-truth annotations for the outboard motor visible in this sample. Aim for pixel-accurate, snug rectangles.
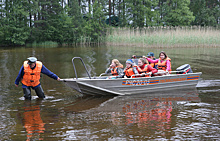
[176,64,193,74]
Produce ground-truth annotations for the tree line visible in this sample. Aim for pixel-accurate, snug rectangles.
[0,0,219,46]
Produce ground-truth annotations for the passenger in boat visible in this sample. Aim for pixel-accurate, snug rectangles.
[132,52,157,69]
[123,59,139,78]
[105,59,124,78]
[15,57,60,100]
[145,51,171,75]
[146,52,158,69]
[137,58,158,76]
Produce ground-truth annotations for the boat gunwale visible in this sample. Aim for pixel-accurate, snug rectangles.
[62,72,202,82]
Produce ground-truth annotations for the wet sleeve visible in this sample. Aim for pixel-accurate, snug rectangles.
[166,60,171,71]
[41,65,58,80]
[147,58,159,63]
[15,65,24,85]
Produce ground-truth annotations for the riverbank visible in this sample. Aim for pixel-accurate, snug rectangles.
[105,26,220,47]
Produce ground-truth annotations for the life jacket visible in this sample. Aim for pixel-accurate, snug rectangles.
[142,64,150,73]
[124,67,135,78]
[111,65,123,76]
[134,65,150,78]
[150,63,158,69]
[157,57,171,71]
[149,58,157,69]
[21,61,42,87]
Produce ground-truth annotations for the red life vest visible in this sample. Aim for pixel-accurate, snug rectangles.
[137,64,150,73]
[134,65,150,78]
[21,61,42,87]
[142,64,150,73]
[157,57,171,71]
[111,65,123,76]
[124,67,135,78]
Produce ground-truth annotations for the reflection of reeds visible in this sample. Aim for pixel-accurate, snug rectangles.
[106,26,220,47]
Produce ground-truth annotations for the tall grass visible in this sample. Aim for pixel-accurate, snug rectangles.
[106,26,220,47]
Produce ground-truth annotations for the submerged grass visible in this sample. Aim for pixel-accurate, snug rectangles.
[106,26,220,47]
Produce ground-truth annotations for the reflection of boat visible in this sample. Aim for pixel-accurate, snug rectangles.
[60,88,200,132]
[84,88,200,113]
[62,88,200,129]
[61,57,202,96]
[85,89,200,129]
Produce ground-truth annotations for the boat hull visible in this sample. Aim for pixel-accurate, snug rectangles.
[62,72,202,96]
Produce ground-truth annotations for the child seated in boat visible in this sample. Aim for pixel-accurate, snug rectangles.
[144,51,171,76]
[136,58,158,77]
[123,59,139,78]
[133,52,158,69]
[105,59,124,78]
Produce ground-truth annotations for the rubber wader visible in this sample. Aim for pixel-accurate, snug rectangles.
[23,85,45,100]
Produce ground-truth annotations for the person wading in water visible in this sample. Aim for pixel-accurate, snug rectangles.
[15,57,60,100]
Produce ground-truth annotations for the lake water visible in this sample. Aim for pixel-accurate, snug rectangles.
[0,46,220,140]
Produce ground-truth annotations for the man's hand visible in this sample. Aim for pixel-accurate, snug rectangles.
[57,77,60,81]
[15,84,18,87]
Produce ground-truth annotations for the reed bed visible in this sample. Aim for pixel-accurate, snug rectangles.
[106,26,220,47]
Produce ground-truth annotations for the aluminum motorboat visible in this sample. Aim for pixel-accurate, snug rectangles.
[60,57,202,96]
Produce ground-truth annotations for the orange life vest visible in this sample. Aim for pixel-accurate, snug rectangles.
[124,67,135,78]
[157,57,171,71]
[134,65,150,78]
[150,63,158,68]
[21,61,42,87]
[111,65,123,76]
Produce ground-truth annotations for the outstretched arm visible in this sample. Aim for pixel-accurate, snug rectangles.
[41,65,60,80]
[146,58,159,63]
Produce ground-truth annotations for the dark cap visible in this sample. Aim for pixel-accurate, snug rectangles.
[27,57,37,64]
[147,52,154,57]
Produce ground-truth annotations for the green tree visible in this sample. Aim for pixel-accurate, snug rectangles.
[1,0,30,46]
[83,1,106,42]
[65,0,84,44]
[162,0,195,26]
[189,0,219,26]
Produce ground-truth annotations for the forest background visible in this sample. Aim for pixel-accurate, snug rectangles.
[0,0,219,47]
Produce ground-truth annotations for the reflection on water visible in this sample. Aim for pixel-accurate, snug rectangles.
[22,101,45,141]
[58,89,205,140]
[0,46,220,140]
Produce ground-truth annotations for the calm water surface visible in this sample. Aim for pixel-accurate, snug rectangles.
[0,46,220,140]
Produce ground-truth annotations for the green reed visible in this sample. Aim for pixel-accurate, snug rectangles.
[106,26,220,47]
